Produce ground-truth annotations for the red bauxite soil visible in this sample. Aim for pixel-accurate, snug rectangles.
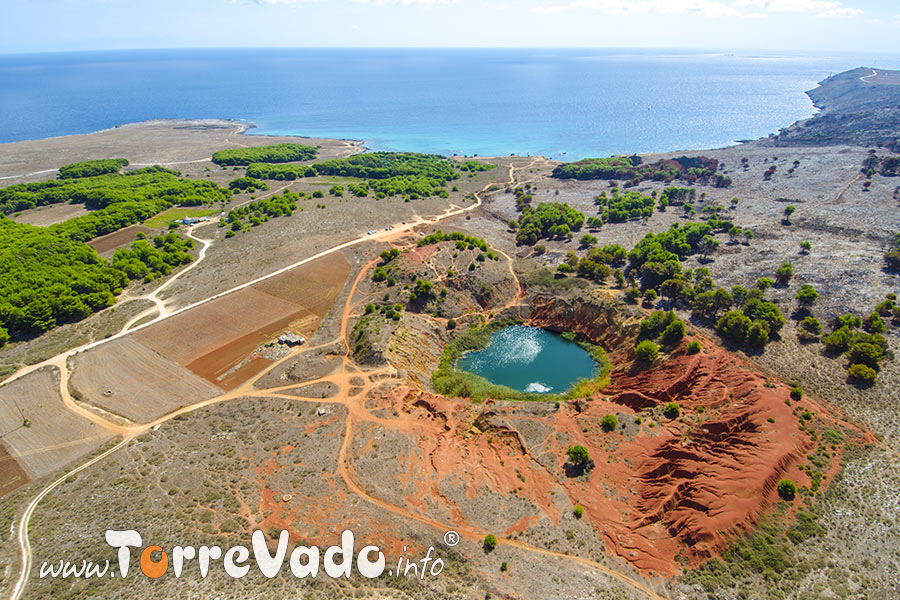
[348,296,873,577]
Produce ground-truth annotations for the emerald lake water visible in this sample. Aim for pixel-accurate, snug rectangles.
[456,326,597,394]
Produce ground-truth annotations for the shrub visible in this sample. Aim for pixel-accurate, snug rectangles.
[777,479,797,501]
[663,402,681,419]
[756,277,774,290]
[864,311,886,333]
[747,320,770,346]
[847,342,883,369]
[687,340,702,354]
[790,386,803,400]
[566,445,590,465]
[799,316,822,334]
[447,318,457,330]
[573,505,584,519]
[601,414,618,431]
[795,284,818,305]
[634,340,659,362]
[775,262,794,284]
[500,561,508,572]
[483,534,497,553]
[848,363,877,383]
[716,310,752,342]
[58,158,129,179]
[661,320,686,345]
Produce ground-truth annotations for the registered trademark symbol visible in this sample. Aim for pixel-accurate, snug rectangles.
[443,530,460,547]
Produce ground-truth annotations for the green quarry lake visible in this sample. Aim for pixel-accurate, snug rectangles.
[456,326,598,394]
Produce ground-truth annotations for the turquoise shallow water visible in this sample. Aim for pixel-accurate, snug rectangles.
[0,48,887,158]
[456,326,597,394]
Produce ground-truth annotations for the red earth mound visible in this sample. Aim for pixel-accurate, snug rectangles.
[349,297,872,576]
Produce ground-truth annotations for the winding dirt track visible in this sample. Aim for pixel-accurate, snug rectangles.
[6,158,668,600]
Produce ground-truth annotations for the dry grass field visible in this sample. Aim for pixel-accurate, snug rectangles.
[8,203,89,227]
[68,337,223,423]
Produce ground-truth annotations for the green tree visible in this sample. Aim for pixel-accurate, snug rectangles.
[796,284,818,306]
[483,534,497,553]
[566,445,590,465]
[661,320,686,345]
[687,340,702,354]
[573,505,584,519]
[601,414,618,431]
[756,277,774,290]
[847,342,883,369]
[864,312,886,334]
[663,402,681,419]
[777,479,797,501]
[634,340,659,362]
[775,262,794,284]
[848,363,877,383]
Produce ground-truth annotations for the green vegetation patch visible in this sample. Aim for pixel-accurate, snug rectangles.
[553,155,730,187]
[682,508,828,600]
[0,220,197,343]
[58,158,129,179]
[515,202,585,245]
[223,192,299,234]
[0,167,229,241]
[211,143,317,166]
[111,232,194,283]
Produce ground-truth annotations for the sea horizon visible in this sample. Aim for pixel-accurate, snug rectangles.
[2,47,897,159]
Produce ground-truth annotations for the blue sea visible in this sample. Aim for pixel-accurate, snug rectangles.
[0,48,890,160]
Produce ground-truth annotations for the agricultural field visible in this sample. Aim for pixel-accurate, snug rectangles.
[0,368,112,480]
[69,337,223,423]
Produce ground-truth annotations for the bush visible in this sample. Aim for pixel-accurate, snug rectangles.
[790,386,803,400]
[795,284,818,305]
[848,363,877,383]
[483,534,497,553]
[799,316,822,335]
[634,340,659,362]
[573,505,584,519]
[847,342,883,369]
[777,479,797,501]
[687,340,702,354]
[662,402,681,419]
[447,318,457,330]
[864,311,886,333]
[660,320,686,345]
[775,262,794,284]
[566,445,590,465]
[601,414,618,431]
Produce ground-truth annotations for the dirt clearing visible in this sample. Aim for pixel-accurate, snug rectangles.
[87,224,155,254]
[9,202,89,227]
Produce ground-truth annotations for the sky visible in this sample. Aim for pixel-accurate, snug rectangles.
[2,0,899,55]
